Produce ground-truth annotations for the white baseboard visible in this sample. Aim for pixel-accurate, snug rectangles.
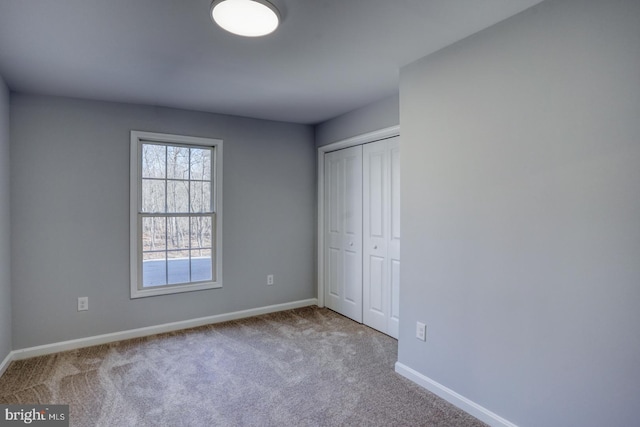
[7,299,317,363]
[395,362,517,427]
[0,351,12,378]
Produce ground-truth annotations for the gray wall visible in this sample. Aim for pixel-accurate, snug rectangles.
[0,76,11,362]
[10,94,316,349]
[315,94,399,147]
[398,0,640,426]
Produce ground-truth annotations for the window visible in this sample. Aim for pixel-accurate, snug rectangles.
[130,131,222,298]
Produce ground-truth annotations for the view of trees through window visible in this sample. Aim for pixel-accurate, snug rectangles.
[140,143,214,287]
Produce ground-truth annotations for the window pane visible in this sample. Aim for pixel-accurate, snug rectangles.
[142,217,166,251]
[142,179,165,213]
[143,252,167,287]
[166,180,189,213]
[190,216,212,248]
[191,249,212,282]
[167,217,189,250]
[190,148,211,181]
[167,146,190,179]
[190,182,211,213]
[168,250,190,284]
[142,144,166,179]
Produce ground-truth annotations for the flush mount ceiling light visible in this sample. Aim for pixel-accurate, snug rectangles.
[210,0,280,37]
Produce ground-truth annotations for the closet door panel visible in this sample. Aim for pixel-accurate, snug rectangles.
[390,258,401,337]
[324,146,363,322]
[324,152,342,311]
[363,137,400,338]
[363,140,390,333]
[388,139,401,338]
[368,255,385,313]
[328,248,340,298]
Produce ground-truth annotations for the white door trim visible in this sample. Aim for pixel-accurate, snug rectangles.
[317,125,400,307]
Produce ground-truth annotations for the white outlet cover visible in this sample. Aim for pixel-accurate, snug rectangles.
[416,322,426,341]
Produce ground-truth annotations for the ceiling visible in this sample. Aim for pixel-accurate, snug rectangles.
[0,0,544,124]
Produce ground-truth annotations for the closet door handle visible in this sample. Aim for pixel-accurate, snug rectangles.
[349,242,354,247]
[373,245,378,250]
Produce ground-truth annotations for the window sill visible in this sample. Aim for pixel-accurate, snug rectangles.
[130,281,222,299]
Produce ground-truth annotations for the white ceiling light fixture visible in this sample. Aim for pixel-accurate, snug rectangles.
[211,0,280,37]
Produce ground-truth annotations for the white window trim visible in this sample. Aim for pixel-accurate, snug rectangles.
[130,130,223,299]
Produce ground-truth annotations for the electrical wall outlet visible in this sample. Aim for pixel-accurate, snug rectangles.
[78,297,89,312]
[267,274,274,285]
[416,322,426,341]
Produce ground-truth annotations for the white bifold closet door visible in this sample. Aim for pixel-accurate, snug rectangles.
[363,136,400,338]
[323,136,400,338]
[324,145,363,323]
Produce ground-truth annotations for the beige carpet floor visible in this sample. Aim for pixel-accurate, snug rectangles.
[0,306,487,426]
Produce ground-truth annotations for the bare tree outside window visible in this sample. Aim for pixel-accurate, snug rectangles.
[140,143,215,287]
